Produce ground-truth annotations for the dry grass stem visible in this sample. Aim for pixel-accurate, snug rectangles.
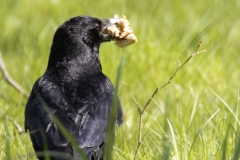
[0,109,24,134]
[0,52,29,99]
[133,42,208,160]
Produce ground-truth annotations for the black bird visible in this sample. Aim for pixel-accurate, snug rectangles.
[24,16,123,160]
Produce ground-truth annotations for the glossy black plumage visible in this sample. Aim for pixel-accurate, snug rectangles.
[24,16,123,160]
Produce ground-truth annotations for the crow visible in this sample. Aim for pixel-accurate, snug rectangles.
[24,16,123,160]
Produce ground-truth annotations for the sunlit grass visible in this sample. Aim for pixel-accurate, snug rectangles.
[0,0,240,159]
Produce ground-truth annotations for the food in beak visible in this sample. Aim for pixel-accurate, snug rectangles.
[105,15,137,47]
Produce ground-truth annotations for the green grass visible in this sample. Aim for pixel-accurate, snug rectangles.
[0,0,240,159]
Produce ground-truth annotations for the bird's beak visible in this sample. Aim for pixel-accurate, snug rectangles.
[101,18,120,42]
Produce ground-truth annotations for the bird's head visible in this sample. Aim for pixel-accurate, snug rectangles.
[47,16,121,70]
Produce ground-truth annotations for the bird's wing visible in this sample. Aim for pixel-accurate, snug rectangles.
[71,74,118,150]
[25,75,122,154]
[25,80,76,150]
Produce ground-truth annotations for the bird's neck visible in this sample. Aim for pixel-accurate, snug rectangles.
[46,53,102,88]
[67,54,102,78]
[45,40,104,88]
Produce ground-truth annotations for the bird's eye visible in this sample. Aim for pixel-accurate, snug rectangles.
[94,23,100,31]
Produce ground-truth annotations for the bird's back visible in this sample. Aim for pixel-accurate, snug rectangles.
[25,70,122,160]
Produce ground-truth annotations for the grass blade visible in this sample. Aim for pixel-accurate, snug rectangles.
[35,92,88,160]
[232,136,240,160]
[181,13,223,54]
[221,124,230,160]
[161,93,171,160]
[189,92,199,127]
[167,119,179,160]
[184,93,199,160]
[1,109,12,159]
[188,108,221,159]
[104,51,123,160]
[211,90,240,126]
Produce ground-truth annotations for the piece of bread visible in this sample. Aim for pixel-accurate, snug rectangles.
[106,15,137,47]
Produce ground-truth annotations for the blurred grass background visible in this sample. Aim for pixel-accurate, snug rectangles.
[0,0,240,159]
